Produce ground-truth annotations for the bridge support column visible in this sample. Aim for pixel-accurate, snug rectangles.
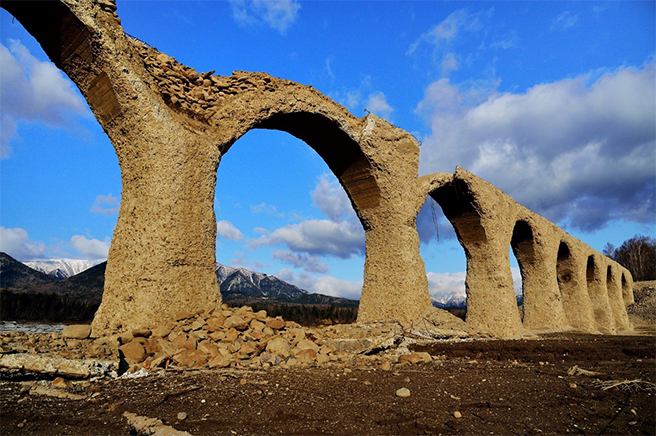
[357,214,433,326]
[513,227,568,331]
[91,116,222,334]
[557,242,597,332]
[464,242,523,337]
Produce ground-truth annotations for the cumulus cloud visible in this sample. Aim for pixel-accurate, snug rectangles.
[250,174,365,258]
[229,0,300,33]
[70,235,110,259]
[0,226,46,260]
[417,64,656,231]
[91,194,120,215]
[249,219,365,258]
[217,220,244,242]
[0,40,90,157]
[427,270,466,302]
[276,268,363,300]
[365,92,394,121]
[272,250,329,273]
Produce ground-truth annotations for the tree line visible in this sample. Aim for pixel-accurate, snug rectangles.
[604,235,655,282]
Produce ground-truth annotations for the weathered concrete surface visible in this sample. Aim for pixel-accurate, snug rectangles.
[2,0,445,333]
[2,0,633,338]
[423,168,632,337]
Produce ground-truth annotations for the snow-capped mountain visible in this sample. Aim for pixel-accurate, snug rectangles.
[431,293,467,308]
[215,263,357,306]
[216,263,310,300]
[23,259,105,280]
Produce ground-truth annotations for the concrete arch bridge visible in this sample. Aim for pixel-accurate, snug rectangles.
[1,0,634,338]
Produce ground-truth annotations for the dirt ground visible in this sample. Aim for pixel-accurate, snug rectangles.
[1,331,654,436]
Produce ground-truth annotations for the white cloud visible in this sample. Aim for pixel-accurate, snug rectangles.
[407,9,488,55]
[0,226,46,260]
[276,268,362,300]
[249,175,365,258]
[70,235,110,259]
[551,11,579,31]
[311,174,354,223]
[427,270,466,302]
[0,40,90,157]
[365,92,394,121]
[229,0,300,33]
[417,64,656,231]
[272,250,328,273]
[249,219,365,258]
[216,220,244,242]
[91,194,120,215]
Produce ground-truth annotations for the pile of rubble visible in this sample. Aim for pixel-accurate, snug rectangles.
[0,305,462,379]
[136,43,275,124]
[116,304,430,373]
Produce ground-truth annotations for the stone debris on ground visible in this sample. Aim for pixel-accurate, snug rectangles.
[123,411,193,436]
[0,304,471,379]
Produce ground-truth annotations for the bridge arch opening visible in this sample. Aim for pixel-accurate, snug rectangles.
[424,180,487,319]
[586,255,596,283]
[223,112,381,227]
[510,220,537,322]
[213,126,366,318]
[556,241,577,321]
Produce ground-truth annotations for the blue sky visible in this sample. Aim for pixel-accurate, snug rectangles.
[1,1,654,301]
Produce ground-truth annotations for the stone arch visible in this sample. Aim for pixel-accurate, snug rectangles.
[556,241,596,331]
[225,111,381,225]
[429,179,487,252]
[428,179,522,335]
[586,254,615,334]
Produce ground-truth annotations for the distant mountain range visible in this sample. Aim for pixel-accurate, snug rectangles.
[0,253,357,308]
[24,258,104,280]
[431,293,467,309]
[216,264,357,306]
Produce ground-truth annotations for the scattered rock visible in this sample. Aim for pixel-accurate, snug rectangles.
[453,411,462,419]
[120,341,146,364]
[177,412,188,420]
[266,318,285,330]
[396,387,411,397]
[52,377,68,388]
[124,412,193,436]
[266,337,291,358]
[62,325,91,339]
